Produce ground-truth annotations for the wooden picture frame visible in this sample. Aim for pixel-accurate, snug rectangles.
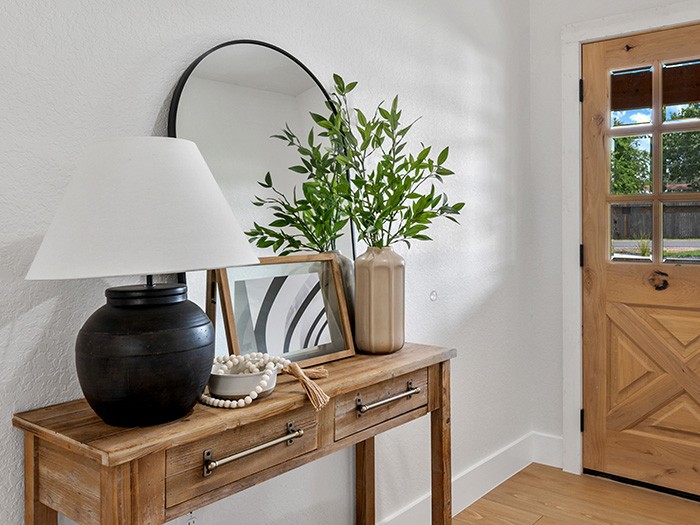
[210,253,354,367]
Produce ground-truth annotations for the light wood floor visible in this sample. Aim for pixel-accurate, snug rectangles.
[453,463,700,524]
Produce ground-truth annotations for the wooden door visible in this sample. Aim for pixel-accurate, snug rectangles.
[582,23,700,495]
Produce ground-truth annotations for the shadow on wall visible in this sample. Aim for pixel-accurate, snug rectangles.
[401,38,522,329]
[0,235,112,408]
[0,236,98,516]
[364,3,532,520]
[153,81,177,137]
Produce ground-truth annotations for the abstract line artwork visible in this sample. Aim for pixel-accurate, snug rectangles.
[234,272,332,355]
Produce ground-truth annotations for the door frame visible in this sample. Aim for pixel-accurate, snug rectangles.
[561,3,700,474]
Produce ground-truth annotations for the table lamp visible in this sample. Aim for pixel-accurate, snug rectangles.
[26,137,258,427]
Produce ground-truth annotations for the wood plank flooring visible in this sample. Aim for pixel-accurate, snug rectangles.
[453,463,700,524]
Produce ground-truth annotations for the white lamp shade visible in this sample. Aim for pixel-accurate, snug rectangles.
[27,137,259,280]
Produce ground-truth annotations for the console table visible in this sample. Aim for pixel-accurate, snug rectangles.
[13,343,455,525]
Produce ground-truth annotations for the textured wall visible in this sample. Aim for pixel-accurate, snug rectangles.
[1,1,535,523]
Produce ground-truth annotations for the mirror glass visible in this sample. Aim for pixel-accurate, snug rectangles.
[169,40,355,258]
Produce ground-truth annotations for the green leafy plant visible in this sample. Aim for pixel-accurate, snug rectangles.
[246,123,350,255]
[634,233,651,257]
[315,75,464,248]
[247,74,464,254]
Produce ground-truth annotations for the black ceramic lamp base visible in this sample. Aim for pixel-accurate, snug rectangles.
[76,283,214,427]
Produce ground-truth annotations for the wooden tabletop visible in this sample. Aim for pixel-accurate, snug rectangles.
[13,343,455,467]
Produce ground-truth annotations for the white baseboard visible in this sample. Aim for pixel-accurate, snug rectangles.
[380,431,563,525]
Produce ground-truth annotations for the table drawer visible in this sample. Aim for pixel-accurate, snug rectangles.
[165,406,317,508]
[335,368,428,441]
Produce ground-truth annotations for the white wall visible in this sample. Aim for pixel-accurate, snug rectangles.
[1,1,538,524]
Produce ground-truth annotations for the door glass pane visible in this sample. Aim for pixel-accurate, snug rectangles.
[611,66,652,127]
[610,135,652,194]
[662,130,700,192]
[662,60,700,122]
[611,203,653,261]
[663,202,700,263]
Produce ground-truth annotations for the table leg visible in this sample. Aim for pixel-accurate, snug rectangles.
[355,437,375,525]
[131,453,166,525]
[24,435,57,525]
[100,463,132,524]
[431,361,452,524]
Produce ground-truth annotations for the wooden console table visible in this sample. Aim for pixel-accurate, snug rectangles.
[13,343,455,525]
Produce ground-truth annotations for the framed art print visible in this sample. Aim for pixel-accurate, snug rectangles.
[215,253,354,367]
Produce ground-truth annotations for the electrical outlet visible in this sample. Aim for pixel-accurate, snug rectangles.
[184,512,197,525]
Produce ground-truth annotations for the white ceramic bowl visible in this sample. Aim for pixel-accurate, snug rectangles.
[207,368,278,400]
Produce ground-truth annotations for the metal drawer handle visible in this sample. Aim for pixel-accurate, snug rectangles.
[356,380,420,417]
[203,422,303,477]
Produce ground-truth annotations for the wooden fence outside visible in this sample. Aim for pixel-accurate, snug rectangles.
[611,202,700,239]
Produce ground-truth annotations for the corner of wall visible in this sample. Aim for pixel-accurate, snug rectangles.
[379,431,563,525]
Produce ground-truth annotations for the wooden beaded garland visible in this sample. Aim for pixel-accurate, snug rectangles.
[200,353,291,409]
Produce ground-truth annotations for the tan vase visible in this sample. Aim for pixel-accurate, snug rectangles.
[354,247,405,354]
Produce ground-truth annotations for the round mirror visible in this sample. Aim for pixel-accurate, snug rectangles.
[169,40,355,259]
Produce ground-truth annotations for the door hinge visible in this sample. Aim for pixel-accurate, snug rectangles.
[579,79,584,102]
[579,244,584,267]
[580,409,585,432]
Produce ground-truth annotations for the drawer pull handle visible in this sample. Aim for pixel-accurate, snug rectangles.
[203,422,303,477]
[356,380,420,417]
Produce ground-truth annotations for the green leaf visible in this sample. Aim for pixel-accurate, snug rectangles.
[391,95,399,114]
[257,239,276,248]
[289,165,309,174]
[417,146,431,164]
[404,224,429,237]
[333,219,349,232]
[356,109,367,126]
[302,183,315,202]
[333,73,345,92]
[437,147,449,165]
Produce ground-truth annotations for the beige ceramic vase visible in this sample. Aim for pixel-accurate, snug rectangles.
[354,246,405,354]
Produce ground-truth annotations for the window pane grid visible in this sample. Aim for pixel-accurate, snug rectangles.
[607,57,700,264]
